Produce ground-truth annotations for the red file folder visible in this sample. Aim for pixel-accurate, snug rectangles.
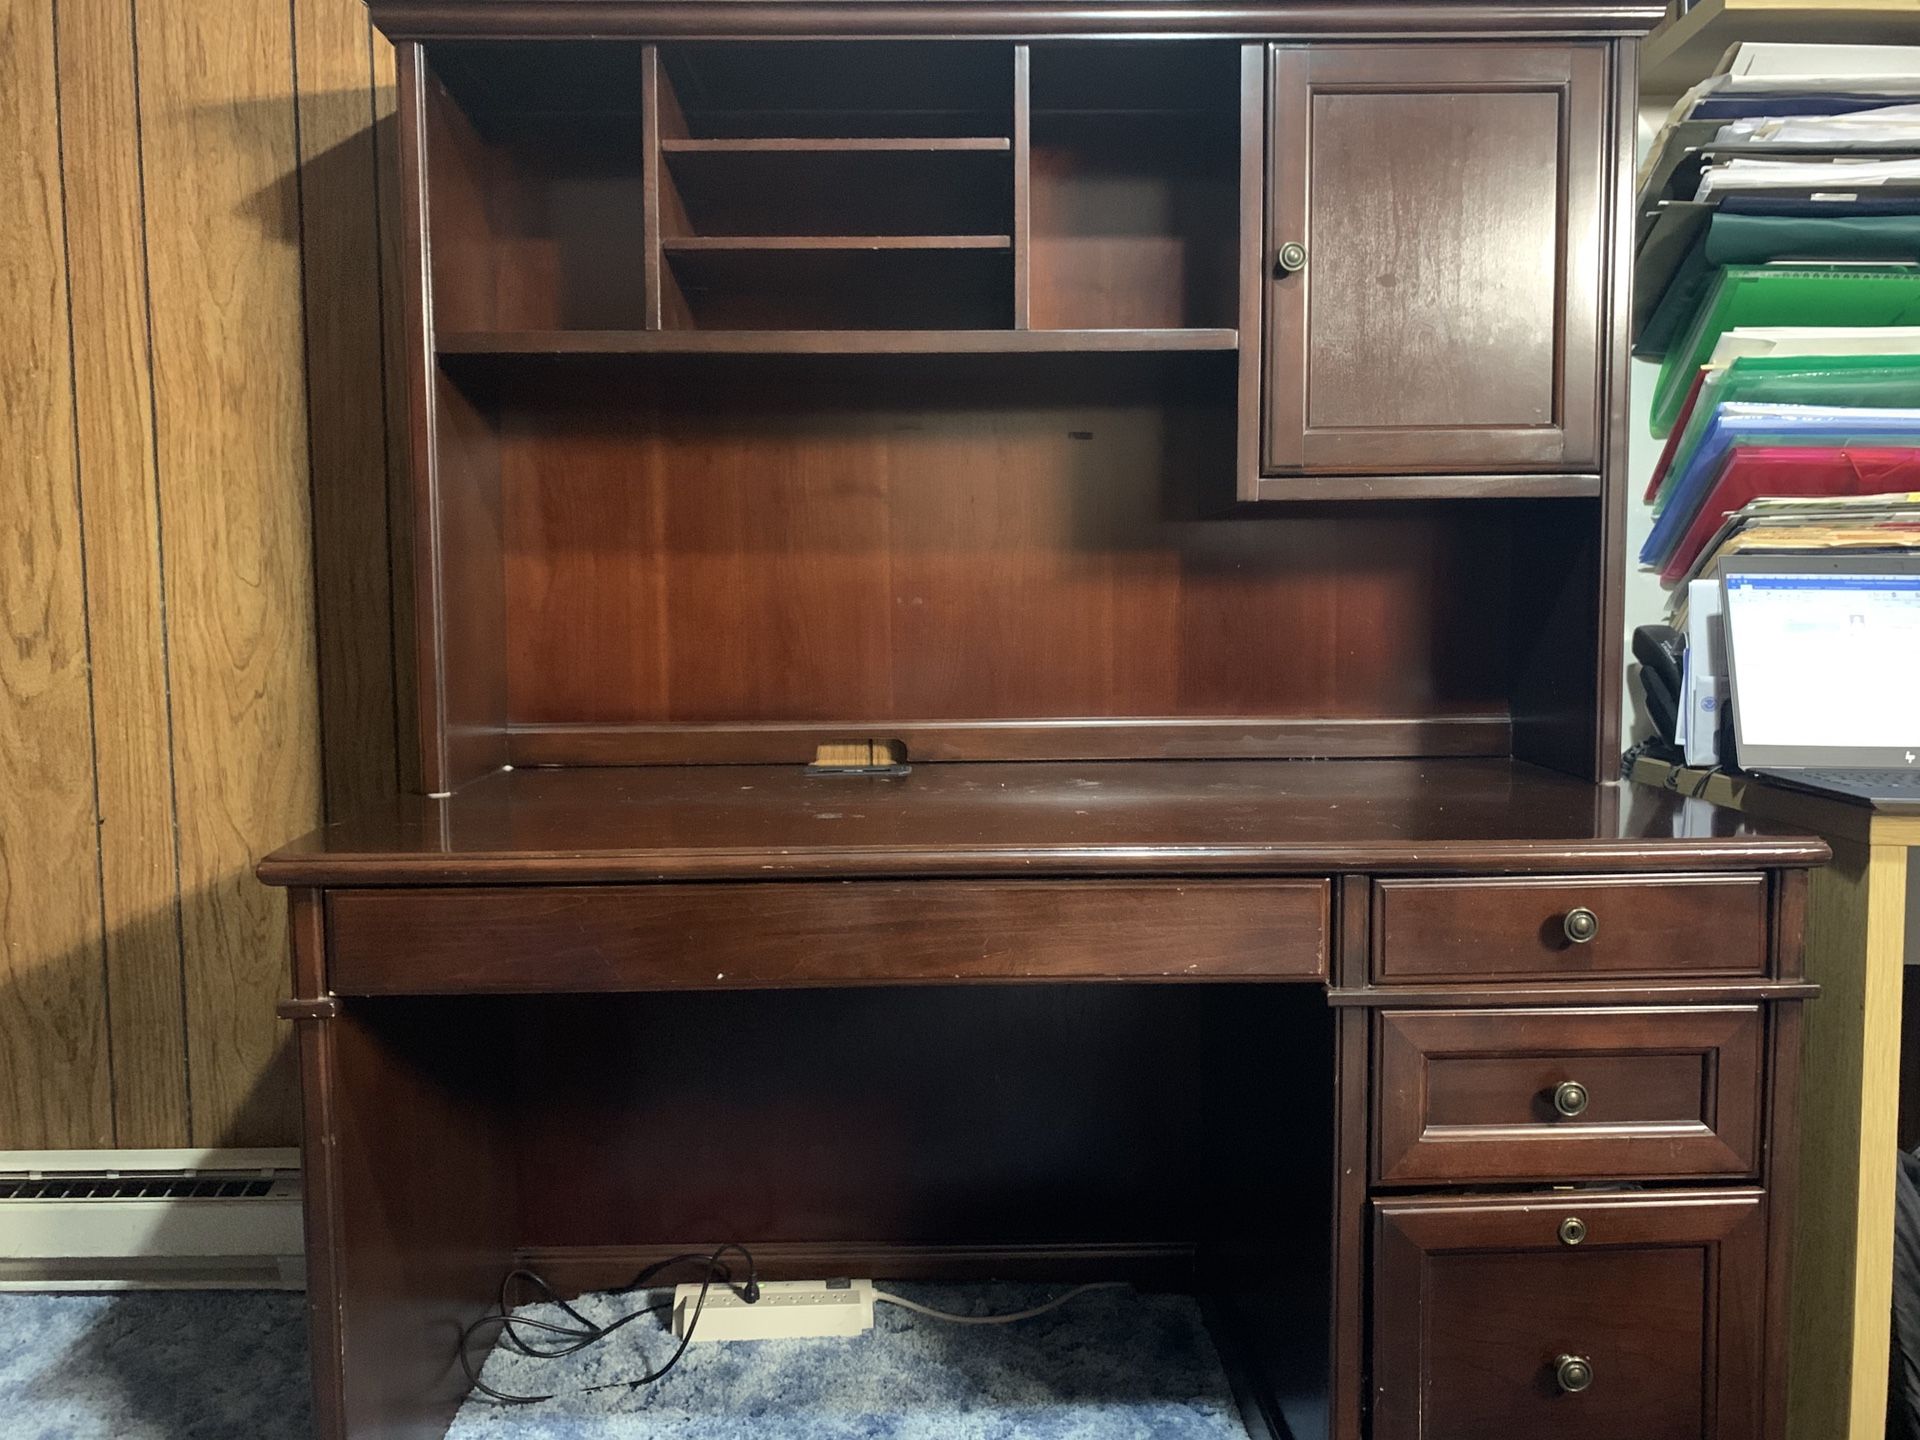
[1658,446,1920,582]
[1647,368,1709,505]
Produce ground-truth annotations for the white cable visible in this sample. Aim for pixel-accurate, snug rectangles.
[871,1281,1128,1325]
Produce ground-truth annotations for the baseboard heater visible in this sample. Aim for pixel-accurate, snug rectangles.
[0,1148,303,1290]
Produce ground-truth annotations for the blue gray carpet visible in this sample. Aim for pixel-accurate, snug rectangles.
[0,1290,310,1439]
[0,1284,1248,1439]
[450,1283,1248,1440]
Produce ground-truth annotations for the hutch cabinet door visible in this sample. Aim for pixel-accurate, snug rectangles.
[1372,1192,1768,1440]
[1264,44,1607,476]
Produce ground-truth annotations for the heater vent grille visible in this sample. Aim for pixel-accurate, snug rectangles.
[0,1177,280,1201]
[0,1149,305,1289]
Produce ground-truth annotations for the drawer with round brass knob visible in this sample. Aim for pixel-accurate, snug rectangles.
[1374,1005,1765,1184]
[1372,1190,1768,1440]
[1370,873,1768,984]
[1551,1079,1590,1119]
[1553,1353,1594,1394]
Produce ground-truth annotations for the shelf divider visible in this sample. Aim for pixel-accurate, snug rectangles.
[437,328,1240,357]
[662,136,1011,153]
[641,44,694,330]
[1013,44,1032,330]
[662,235,1013,252]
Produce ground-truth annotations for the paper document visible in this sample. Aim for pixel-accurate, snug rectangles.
[1717,103,1920,146]
[1709,328,1920,367]
[1681,578,1728,767]
[1719,43,1920,84]
[1697,157,1920,199]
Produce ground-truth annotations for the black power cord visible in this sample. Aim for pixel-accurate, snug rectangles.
[456,1244,760,1405]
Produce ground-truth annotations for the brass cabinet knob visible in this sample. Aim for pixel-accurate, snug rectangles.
[1562,907,1599,944]
[1558,1215,1587,1247]
[1555,1354,1595,1394]
[1553,1080,1590,1118]
[1275,241,1308,276]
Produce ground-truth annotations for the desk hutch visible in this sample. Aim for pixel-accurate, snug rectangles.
[260,3,1829,1437]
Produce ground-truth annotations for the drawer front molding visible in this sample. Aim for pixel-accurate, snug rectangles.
[1372,872,1769,984]
[1373,1190,1768,1440]
[1374,1005,1765,1184]
[325,879,1330,993]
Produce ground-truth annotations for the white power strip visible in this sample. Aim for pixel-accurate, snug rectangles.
[672,1278,875,1342]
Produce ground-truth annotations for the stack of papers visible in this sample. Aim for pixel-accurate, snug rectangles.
[1671,492,1920,600]
[1695,157,1920,198]
[1718,104,1920,148]
[1633,42,1920,590]
[1635,41,1920,357]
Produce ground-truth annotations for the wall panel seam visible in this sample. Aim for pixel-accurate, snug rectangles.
[288,0,334,822]
[48,0,121,1144]
[126,0,198,1145]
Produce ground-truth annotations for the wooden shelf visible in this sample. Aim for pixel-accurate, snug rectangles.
[662,136,1010,153]
[663,234,1012,252]
[658,144,1015,251]
[436,328,1240,356]
[1641,0,1920,99]
[660,239,1014,327]
[1252,473,1603,502]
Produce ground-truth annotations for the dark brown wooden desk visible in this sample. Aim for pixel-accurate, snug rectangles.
[259,4,1825,1435]
[264,759,1824,1440]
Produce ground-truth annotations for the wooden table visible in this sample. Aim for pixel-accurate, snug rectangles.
[1635,757,1920,1440]
[265,757,1828,1440]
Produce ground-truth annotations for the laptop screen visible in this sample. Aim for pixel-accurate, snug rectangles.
[1724,568,1920,763]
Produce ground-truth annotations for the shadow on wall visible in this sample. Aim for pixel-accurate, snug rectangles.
[255,93,417,819]
[0,888,301,1150]
[236,96,415,1150]
[0,90,413,1155]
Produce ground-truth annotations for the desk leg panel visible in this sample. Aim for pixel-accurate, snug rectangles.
[1767,999,1804,1440]
[291,890,347,1440]
[293,887,517,1440]
[334,1004,517,1439]
[1790,839,1906,1440]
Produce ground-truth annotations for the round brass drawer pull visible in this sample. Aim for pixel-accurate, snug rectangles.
[1562,907,1599,944]
[1275,241,1308,275]
[1558,1216,1587,1247]
[1555,1354,1595,1394]
[1553,1080,1590,1119]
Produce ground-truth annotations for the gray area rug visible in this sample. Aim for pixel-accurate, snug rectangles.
[0,1290,310,1439]
[0,1284,1249,1439]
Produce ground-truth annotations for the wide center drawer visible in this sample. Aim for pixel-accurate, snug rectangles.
[1374,1005,1765,1185]
[323,878,1330,993]
[1371,873,1769,984]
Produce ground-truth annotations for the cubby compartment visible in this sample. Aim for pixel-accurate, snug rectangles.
[1027,45,1242,331]
[424,43,650,331]
[418,39,1247,341]
[660,42,1015,139]
[661,241,1014,330]
[661,142,1015,238]
[653,42,1019,330]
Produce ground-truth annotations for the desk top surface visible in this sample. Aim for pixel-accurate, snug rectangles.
[259,758,1828,886]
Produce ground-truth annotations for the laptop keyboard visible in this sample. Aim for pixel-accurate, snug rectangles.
[1795,770,1920,796]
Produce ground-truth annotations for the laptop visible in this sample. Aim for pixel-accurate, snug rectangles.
[1722,553,1920,810]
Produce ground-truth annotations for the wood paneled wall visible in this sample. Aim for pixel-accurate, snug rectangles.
[0,0,407,1149]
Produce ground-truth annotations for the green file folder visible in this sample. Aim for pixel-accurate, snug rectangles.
[1636,210,1920,359]
[1652,265,1920,436]
[1651,352,1920,514]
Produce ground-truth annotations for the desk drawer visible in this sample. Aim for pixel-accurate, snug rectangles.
[1373,1191,1767,1440]
[324,879,1330,993]
[1374,1006,1764,1185]
[1372,874,1768,984]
